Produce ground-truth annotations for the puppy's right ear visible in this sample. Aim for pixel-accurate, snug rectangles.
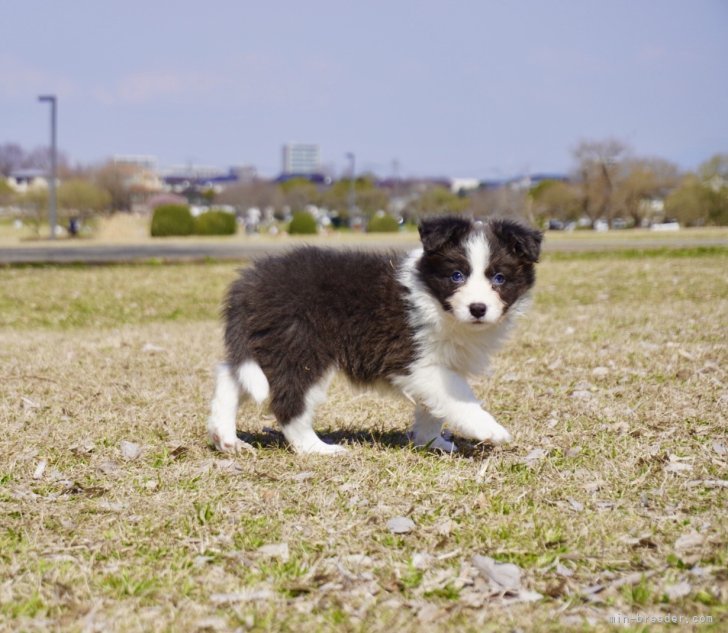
[418,217,472,254]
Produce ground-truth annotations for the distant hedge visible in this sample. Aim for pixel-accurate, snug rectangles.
[367,213,400,233]
[195,209,237,235]
[151,204,195,237]
[151,205,238,237]
[288,211,317,235]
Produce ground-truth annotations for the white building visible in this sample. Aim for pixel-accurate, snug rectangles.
[282,143,320,175]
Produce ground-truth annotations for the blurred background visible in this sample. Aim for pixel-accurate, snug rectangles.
[1,0,727,238]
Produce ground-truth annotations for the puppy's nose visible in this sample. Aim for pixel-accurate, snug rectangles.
[469,303,487,318]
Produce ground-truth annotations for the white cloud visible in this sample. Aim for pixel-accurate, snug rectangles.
[93,69,224,105]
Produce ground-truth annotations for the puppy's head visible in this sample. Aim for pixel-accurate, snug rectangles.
[417,216,542,325]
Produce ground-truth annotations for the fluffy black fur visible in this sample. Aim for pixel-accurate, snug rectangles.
[224,248,417,424]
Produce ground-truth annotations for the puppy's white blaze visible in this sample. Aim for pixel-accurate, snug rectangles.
[398,249,512,377]
[281,371,347,455]
[450,231,504,324]
[238,360,270,403]
[208,363,240,450]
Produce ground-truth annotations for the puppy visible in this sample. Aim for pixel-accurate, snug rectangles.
[208,216,542,454]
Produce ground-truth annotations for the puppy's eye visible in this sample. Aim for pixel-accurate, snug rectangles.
[492,273,506,286]
[450,271,465,284]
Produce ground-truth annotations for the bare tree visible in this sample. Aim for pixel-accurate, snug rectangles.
[216,180,284,215]
[469,186,529,222]
[573,139,630,228]
[0,143,25,177]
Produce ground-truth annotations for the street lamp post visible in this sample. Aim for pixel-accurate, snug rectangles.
[346,152,356,218]
[37,95,57,239]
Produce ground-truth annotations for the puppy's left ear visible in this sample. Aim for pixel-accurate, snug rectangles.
[490,220,543,263]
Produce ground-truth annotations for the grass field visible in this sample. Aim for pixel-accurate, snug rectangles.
[1,248,726,632]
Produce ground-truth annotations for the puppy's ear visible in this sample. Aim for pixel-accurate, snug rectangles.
[418,217,472,254]
[489,219,543,263]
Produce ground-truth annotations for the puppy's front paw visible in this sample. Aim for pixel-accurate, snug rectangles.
[479,422,512,445]
[412,434,458,453]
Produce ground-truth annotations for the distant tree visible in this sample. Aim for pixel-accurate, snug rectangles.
[279,178,321,213]
[664,154,728,226]
[0,178,15,205]
[529,180,580,225]
[94,161,136,211]
[408,185,469,218]
[613,158,679,226]
[665,176,711,226]
[216,180,284,215]
[58,179,112,222]
[698,153,728,182]
[573,138,630,228]
[17,188,49,236]
[0,143,25,177]
[323,176,389,219]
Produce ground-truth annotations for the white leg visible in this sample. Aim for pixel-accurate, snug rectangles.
[281,372,347,455]
[208,363,247,453]
[411,405,457,452]
[395,366,512,444]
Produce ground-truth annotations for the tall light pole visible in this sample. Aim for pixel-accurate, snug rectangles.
[346,152,356,218]
[38,95,57,239]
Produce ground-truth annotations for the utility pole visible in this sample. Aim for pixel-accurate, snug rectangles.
[38,95,58,239]
[346,152,356,217]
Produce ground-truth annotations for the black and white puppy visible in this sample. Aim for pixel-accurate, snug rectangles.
[208,216,542,454]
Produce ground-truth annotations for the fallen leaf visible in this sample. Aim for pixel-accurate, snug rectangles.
[686,479,728,489]
[665,581,691,601]
[120,441,142,461]
[675,532,703,552]
[97,460,121,476]
[257,542,289,562]
[387,516,415,534]
[664,462,692,474]
[411,552,433,570]
[472,555,522,591]
[522,448,547,465]
[97,499,126,512]
[209,589,275,605]
[32,460,47,480]
[571,390,593,399]
[291,471,315,482]
[21,396,41,409]
[213,459,244,474]
[567,498,584,512]
[169,446,188,459]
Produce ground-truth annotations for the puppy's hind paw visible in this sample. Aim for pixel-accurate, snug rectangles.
[210,432,256,455]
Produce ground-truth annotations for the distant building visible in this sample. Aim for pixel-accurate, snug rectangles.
[112,154,158,171]
[282,143,320,175]
[7,169,51,193]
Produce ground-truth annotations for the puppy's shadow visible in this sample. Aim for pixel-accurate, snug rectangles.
[234,427,493,458]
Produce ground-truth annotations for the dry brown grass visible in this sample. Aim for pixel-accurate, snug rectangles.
[1,251,726,632]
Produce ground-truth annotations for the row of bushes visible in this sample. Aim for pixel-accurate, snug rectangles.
[151,205,403,237]
[151,205,237,237]
[288,210,401,234]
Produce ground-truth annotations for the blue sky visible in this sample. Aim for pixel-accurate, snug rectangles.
[1,0,726,178]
